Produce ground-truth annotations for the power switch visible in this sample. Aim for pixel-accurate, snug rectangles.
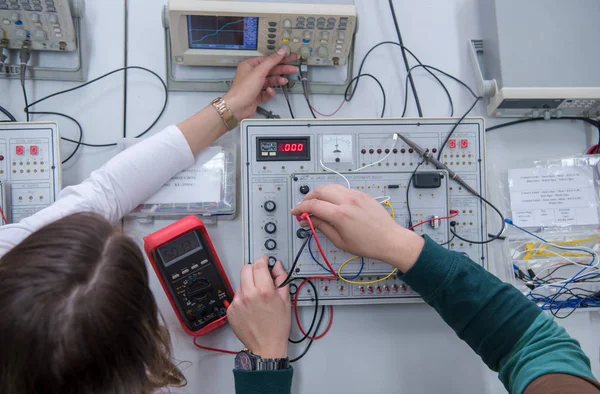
[15,146,24,155]
[448,140,457,149]
[30,145,38,155]
[460,139,468,149]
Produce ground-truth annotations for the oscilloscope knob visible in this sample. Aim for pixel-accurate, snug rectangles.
[317,46,329,58]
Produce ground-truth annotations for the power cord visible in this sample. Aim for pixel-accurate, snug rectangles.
[387,0,422,117]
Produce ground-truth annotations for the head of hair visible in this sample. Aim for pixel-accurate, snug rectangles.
[0,212,186,394]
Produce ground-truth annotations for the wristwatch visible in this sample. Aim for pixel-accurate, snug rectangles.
[234,349,290,371]
[211,97,239,131]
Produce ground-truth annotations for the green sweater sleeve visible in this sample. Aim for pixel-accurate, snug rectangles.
[233,368,293,394]
[400,235,597,393]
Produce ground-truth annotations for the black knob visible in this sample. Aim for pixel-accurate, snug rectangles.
[268,256,277,268]
[264,222,277,234]
[299,185,310,195]
[265,239,277,251]
[264,200,276,212]
[296,228,310,239]
[186,278,211,302]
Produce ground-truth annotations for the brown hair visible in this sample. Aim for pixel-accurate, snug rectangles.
[0,213,186,394]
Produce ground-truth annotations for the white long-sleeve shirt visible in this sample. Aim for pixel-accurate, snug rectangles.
[0,125,195,258]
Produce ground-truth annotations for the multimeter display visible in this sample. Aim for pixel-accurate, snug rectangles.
[158,232,202,267]
[257,137,311,161]
[144,216,234,336]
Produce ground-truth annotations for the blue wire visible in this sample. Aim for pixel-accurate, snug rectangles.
[506,219,598,313]
[307,235,365,279]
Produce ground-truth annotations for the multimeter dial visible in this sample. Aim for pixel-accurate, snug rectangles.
[186,278,212,302]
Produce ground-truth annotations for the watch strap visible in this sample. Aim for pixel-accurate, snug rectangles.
[256,357,290,371]
[211,97,239,131]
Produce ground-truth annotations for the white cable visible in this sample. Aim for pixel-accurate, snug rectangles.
[353,133,399,172]
[319,133,399,189]
[512,248,599,269]
[319,159,351,188]
[374,196,391,204]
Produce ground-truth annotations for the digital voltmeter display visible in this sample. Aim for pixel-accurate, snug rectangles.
[144,216,234,336]
[158,232,202,267]
[257,137,311,161]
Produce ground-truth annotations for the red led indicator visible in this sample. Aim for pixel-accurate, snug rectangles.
[460,139,469,148]
[30,145,38,155]
[449,140,457,149]
[278,143,305,153]
[15,146,24,155]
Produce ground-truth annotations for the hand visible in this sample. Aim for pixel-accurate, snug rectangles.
[227,257,291,359]
[224,49,298,120]
[290,184,425,272]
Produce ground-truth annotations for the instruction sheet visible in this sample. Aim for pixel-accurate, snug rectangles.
[508,166,599,227]
[145,147,223,204]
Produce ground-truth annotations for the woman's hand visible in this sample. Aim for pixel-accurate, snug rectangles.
[227,257,291,359]
[291,184,425,273]
[224,48,298,120]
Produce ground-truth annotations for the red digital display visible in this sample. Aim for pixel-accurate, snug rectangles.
[278,142,305,153]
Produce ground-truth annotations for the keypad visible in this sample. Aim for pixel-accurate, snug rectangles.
[0,0,57,11]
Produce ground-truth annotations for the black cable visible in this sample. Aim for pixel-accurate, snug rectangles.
[440,234,456,246]
[345,41,453,117]
[282,85,295,119]
[449,193,505,244]
[290,305,326,363]
[401,63,478,118]
[279,235,311,288]
[25,66,168,158]
[288,279,318,344]
[405,161,424,228]
[300,79,317,119]
[0,105,16,121]
[28,111,83,164]
[437,96,481,159]
[21,78,30,122]
[486,117,600,132]
[387,0,422,117]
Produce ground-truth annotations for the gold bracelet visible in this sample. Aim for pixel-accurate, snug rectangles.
[211,97,239,130]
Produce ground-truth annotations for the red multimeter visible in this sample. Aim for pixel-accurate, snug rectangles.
[144,215,234,336]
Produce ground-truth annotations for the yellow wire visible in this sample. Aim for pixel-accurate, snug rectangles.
[336,199,399,285]
[337,256,398,285]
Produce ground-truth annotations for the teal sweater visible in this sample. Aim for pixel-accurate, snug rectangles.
[233,236,598,393]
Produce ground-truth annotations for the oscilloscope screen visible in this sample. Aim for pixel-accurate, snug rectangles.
[187,15,259,50]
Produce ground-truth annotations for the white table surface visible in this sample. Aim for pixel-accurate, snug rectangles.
[2,0,599,393]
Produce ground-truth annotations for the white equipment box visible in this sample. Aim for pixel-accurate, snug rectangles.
[0,0,78,52]
[167,0,356,67]
[241,118,489,306]
[0,122,61,224]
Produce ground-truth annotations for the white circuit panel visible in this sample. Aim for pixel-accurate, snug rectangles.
[241,118,488,306]
[0,122,61,224]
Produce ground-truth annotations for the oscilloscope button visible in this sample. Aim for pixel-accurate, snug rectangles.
[269,21,277,27]
[268,28,276,33]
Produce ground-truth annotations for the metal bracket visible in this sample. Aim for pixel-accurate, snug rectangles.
[0,17,87,82]
[468,39,497,98]
[163,8,355,94]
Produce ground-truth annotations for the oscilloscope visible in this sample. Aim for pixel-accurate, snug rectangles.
[167,0,357,67]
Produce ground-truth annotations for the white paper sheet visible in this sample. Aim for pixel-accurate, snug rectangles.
[145,147,223,204]
[508,166,599,227]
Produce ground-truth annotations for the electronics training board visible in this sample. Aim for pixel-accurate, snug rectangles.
[241,118,488,306]
[0,122,61,224]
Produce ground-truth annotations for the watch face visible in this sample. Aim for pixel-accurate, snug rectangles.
[235,351,254,371]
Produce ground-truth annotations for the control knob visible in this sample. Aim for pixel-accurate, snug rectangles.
[264,222,277,234]
[268,256,277,268]
[265,239,277,251]
[317,46,329,58]
[264,200,276,212]
[299,185,310,194]
[300,46,311,59]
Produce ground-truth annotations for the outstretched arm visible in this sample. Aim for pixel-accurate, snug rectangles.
[292,184,600,394]
[0,48,297,257]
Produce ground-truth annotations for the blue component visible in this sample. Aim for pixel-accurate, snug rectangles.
[15,20,23,25]
[302,39,310,43]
